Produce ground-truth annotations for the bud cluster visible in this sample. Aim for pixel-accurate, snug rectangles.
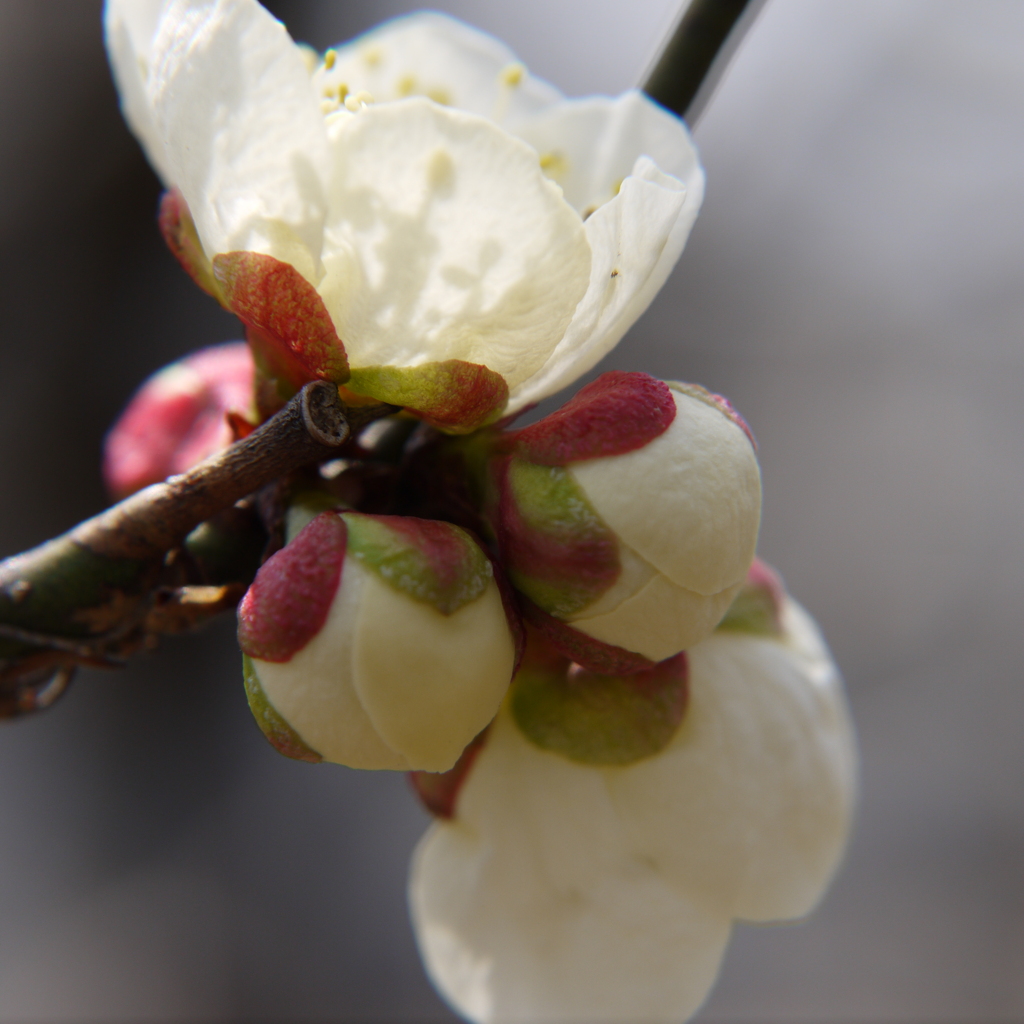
[97,5,855,1022]
[107,351,761,776]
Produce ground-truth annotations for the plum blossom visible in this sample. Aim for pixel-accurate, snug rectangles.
[104,0,704,429]
[100,7,855,1024]
[410,580,857,1024]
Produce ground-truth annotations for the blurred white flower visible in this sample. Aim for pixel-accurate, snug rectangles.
[104,0,704,428]
[410,591,856,1024]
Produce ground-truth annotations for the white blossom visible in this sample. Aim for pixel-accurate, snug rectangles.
[410,597,857,1024]
[104,0,704,421]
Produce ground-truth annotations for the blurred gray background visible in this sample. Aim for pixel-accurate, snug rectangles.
[1,0,1023,1019]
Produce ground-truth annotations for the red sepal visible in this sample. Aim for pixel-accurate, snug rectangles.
[237,512,347,662]
[213,252,350,390]
[158,188,227,305]
[505,371,676,465]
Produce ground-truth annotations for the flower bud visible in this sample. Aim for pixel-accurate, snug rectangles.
[103,341,255,498]
[409,588,856,1024]
[493,371,761,662]
[239,511,517,772]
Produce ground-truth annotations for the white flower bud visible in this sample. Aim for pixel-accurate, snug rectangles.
[495,373,761,662]
[409,593,856,1024]
[239,511,517,772]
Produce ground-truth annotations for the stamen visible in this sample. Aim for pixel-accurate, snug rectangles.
[539,151,569,179]
[345,90,375,112]
[323,48,337,71]
[499,62,525,87]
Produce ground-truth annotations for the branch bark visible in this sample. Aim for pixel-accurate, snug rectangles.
[0,383,391,715]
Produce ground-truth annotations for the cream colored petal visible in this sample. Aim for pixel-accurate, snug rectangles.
[568,569,741,662]
[104,0,173,182]
[148,0,329,274]
[570,389,761,596]
[318,99,590,389]
[254,557,408,770]
[409,709,733,1024]
[506,157,696,412]
[608,598,857,921]
[510,90,700,217]
[313,12,561,126]
[352,571,515,773]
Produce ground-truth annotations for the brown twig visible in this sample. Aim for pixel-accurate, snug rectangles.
[0,382,393,715]
[73,381,383,561]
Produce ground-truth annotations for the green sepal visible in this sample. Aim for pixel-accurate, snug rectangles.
[715,560,783,636]
[341,513,491,615]
[347,360,508,434]
[510,643,688,766]
[503,459,619,618]
[242,654,322,763]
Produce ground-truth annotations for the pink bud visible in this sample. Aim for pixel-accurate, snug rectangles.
[103,342,255,499]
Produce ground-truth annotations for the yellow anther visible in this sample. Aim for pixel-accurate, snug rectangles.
[539,151,569,179]
[323,48,337,70]
[344,94,361,112]
[396,74,417,97]
[499,62,525,87]
[355,90,374,105]
[338,83,349,102]
[362,46,382,66]
[427,87,451,106]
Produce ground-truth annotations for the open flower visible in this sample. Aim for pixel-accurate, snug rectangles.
[409,569,857,1024]
[104,0,704,430]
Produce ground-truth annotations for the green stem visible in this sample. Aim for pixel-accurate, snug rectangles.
[642,0,768,124]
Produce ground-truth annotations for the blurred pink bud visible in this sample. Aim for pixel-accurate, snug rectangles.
[103,342,255,498]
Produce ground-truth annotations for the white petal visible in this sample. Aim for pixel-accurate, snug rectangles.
[104,0,174,181]
[313,12,562,126]
[505,93,704,411]
[318,99,591,388]
[507,157,700,412]
[254,557,408,771]
[568,566,741,662]
[147,0,329,276]
[570,389,761,597]
[352,570,515,773]
[608,598,857,921]
[410,710,733,1024]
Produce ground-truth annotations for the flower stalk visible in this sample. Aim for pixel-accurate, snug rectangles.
[642,0,769,123]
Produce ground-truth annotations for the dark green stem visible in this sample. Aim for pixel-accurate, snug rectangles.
[642,0,768,124]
